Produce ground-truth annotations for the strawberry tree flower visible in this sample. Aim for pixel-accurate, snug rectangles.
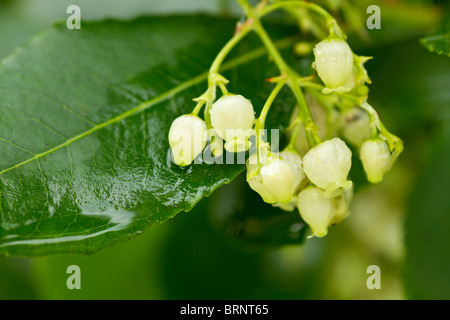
[340,107,371,147]
[210,94,255,152]
[360,138,392,183]
[330,187,353,225]
[247,148,304,206]
[272,148,305,210]
[297,186,334,238]
[168,114,208,167]
[303,137,353,196]
[279,148,304,187]
[313,37,354,93]
[164,0,404,241]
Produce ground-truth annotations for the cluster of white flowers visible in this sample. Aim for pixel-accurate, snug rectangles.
[314,37,394,185]
[246,137,354,238]
[168,94,255,167]
[168,28,398,240]
[245,35,396,238]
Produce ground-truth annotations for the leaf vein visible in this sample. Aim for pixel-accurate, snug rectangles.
[0,37,294,177]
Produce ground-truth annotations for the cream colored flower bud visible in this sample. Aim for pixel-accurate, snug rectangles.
[303,138,352,196]
[340,107,371,147]
[360,139,392,183]
[210,95,255,151]
[313,38,353,93]
[247,150,304,205]
[168,114,207,167]
[297,187,334,238]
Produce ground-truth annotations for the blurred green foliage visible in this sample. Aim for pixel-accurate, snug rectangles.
[0,0,449,300]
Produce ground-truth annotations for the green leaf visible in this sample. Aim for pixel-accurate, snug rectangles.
[420,15,450,57]
[0,15,296,257]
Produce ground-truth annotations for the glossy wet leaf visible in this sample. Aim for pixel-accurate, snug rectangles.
[420,16,450,57]
[0,15,297,257]
[32,198,318,299]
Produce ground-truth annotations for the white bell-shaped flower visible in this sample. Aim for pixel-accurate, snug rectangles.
[247,149,304,205]
[297,187,334,238]
[340,107,371,147]
[303,137,352,196]
[210,94,255,152]
[168,114,208,167]
[360,139,392,183]
[313,38,354,93]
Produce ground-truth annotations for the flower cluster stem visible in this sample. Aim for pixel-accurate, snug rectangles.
[248,9,321,147]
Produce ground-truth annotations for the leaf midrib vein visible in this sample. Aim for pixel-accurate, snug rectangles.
[0,36,295,176]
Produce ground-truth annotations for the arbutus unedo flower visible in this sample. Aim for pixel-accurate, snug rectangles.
[168,114,208,167]
[210,94,255,152]
[313,38,353,93]
[340,107,371,147]
[246,148,304,206]
[360,138,392,184]
[303,137,353,197]
[297,186,334,238]
[166,0,403,240]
